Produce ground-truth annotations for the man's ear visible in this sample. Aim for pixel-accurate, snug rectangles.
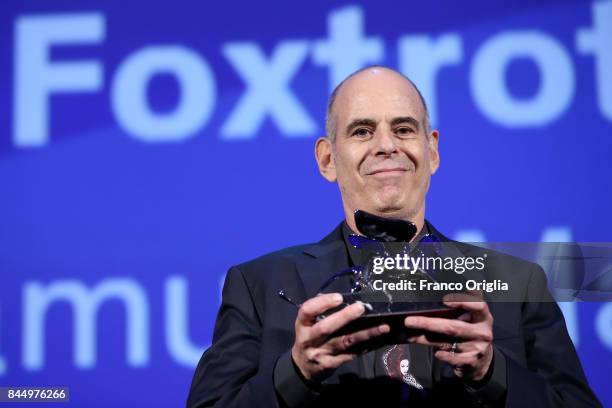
[428,129,440,175]
[315,137,337,182]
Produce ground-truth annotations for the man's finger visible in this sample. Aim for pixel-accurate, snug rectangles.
[407,336,485,355]
[297,293,344,325]
[327,324,390,354]
[434,349,484,367]
[443,300,491,322]
[309,302,366,343]
[408,334,460,350]
[404,316,491,341]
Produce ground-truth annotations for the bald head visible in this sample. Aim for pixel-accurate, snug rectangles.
[325,66,431,142]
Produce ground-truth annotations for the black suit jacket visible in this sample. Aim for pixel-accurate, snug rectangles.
[187,222,600,407]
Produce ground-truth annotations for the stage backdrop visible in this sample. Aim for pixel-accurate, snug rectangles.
[1,0,611,406]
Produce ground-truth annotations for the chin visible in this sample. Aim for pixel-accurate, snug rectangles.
[373,190,406,212]
[372,199,420,220]
[371,201,405,217]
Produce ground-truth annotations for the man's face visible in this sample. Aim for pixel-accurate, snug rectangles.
[317,69,440,228]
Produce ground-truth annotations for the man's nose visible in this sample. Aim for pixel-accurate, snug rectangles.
[373,130,398,155]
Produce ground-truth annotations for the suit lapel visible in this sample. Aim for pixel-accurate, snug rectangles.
[296,223,350,299]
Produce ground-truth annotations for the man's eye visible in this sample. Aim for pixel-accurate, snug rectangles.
[353,128,372,137]
[396,127,415,137]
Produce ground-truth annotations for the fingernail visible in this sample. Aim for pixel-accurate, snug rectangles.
[333,293,343,303]
[379,325,390,334]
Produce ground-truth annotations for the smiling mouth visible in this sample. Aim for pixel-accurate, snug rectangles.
[367,168,408,175]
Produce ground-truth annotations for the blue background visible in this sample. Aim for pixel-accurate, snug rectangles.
[1,0,611,406]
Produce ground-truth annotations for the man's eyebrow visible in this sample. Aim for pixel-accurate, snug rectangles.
[345,118,377,134]
[390,116,420,130]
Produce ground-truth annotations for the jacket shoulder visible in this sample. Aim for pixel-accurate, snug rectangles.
[234,243,315,274]
[231,222,344,280]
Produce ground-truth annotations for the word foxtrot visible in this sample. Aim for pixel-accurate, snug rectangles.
[10,2,612,147]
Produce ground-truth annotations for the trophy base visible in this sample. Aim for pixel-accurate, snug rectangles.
[319,293,464,346]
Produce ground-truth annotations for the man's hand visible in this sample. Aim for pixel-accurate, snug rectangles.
[291,293,390,383]
[404,293,494,382]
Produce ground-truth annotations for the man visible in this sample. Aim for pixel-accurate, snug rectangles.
[187,66,600,407]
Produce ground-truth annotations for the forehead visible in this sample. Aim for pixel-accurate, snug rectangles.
[333,69,425,125]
